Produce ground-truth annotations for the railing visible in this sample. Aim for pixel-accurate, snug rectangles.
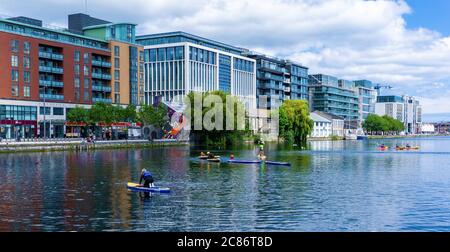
[92,73,112,80]
[39,51,64,60]
[39,66,64,74]
[92,85,112,92]
[92,98,112,103]
[92,60,112,68]
[39,80,64,88]
[40,93,64,100]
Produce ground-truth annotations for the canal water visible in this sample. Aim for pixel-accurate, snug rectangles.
[1,137,450,231]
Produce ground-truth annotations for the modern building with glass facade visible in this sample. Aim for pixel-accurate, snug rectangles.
[376,95,422,134]
[354,80,377,127]
[243,52,309,109]
[0,14,143,139]
[136,32,257,110]
[308,74,360,129]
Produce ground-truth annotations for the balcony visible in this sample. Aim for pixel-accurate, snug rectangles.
[284,87,291,92]
[39,66,64,74]
[92,60,112,68]
[92,85,112,92]
[39,79,64,88]
[40,93,64,101]
[92,97,112,103]
[92,73,112,80]
[39,51,64,61]
[283,78,291,84]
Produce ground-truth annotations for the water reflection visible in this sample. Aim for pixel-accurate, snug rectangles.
[1,138,450,231]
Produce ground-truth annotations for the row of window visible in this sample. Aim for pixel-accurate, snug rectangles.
[234,58,254,73]
[0,105,37,121]
[2,22,109,50]
[38,107,64,116]
[189,47,216,64]
[11,55,31,68]
[145,47,185,62]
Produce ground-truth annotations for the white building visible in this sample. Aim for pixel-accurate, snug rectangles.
[313,111,345,137]
[310,112,332,138]
[136,32,257,110]
[421,123,435,134]
[375,95,422,134]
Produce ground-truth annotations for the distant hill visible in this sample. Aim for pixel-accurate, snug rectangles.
[422,113,450,123]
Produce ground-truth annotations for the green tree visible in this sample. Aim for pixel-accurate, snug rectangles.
[66,106,89,123]
[363,114,405,134]
[138,103,168,129]
[278,100,313,147]
[185,91,250,147]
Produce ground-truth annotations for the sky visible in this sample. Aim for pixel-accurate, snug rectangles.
[0,0,449,121]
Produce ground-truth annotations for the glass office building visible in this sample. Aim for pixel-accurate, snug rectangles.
[245,52,309,109]
[354,80,377,127]
[309,74,360,128]
[136,32,257,110]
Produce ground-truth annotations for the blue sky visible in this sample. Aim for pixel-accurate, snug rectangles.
[0,0,449,121]
[405,0,450,36]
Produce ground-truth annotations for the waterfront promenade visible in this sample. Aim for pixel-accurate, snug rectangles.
[0,138,188,153]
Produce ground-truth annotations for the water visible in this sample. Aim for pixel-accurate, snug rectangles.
[1,137,450,231]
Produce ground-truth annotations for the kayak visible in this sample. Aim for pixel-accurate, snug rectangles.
[199,155,220,160]
[265,161,291,166]
[378,147,389,151]
[228,160,262,164]
[126,182,171,193]
[207,158,221,163]
[227,160,291,166]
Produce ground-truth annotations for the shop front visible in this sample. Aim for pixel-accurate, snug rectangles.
[65,122,87,138]
[0,120,37,140]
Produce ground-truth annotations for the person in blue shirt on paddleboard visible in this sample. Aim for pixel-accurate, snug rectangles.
[139,168,154,188]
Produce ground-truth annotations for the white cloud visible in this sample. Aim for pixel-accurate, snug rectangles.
[1,0,450,114]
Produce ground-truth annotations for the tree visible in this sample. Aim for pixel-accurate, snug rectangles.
[138,103,168,129]
[121,104,138,123]
[185,91,250,147]
[278,100,313,147]
[363,114,405,135]
[66,106,89,123]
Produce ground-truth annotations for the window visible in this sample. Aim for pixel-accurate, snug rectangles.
[157,48,166,61]
[74,51,80,62]
[11,40,19,52]
[74,78,80,88]
[175,46,184,60]
[114,81,120,92]
[53,107,64,116]
[83,66,89,76]
[115,58,120,68]
[115,94,120,103]
[167,47,175,60]
[149,49,157,61]
[12,85,19,97]
[84,78,89,89]
[74,64,80,75]
[115,70,120,80]
[83,53,89,64]
[84,91,90,102]
[11,70,19,82]
[24,71,30,83]
[24,42,30,54]
[24,86,31,97]
[23,57,30,69]
[139,51,144,61]
[11,55,18,67]
[114,46,120,56]
[39,107,51,115]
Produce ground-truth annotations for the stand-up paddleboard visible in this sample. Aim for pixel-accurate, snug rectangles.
[228,160,262,164]
[265,161,292,166]
[126,182,171,193]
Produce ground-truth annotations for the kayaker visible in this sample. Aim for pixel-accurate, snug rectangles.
[200,151,206,157]
[139,168,154,188]
[406,143,411,148]
[208,152,215,159]
[258,150,267,161]
[230,154,235,160]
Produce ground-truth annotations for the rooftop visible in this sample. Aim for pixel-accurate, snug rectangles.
[136,31,246,55]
